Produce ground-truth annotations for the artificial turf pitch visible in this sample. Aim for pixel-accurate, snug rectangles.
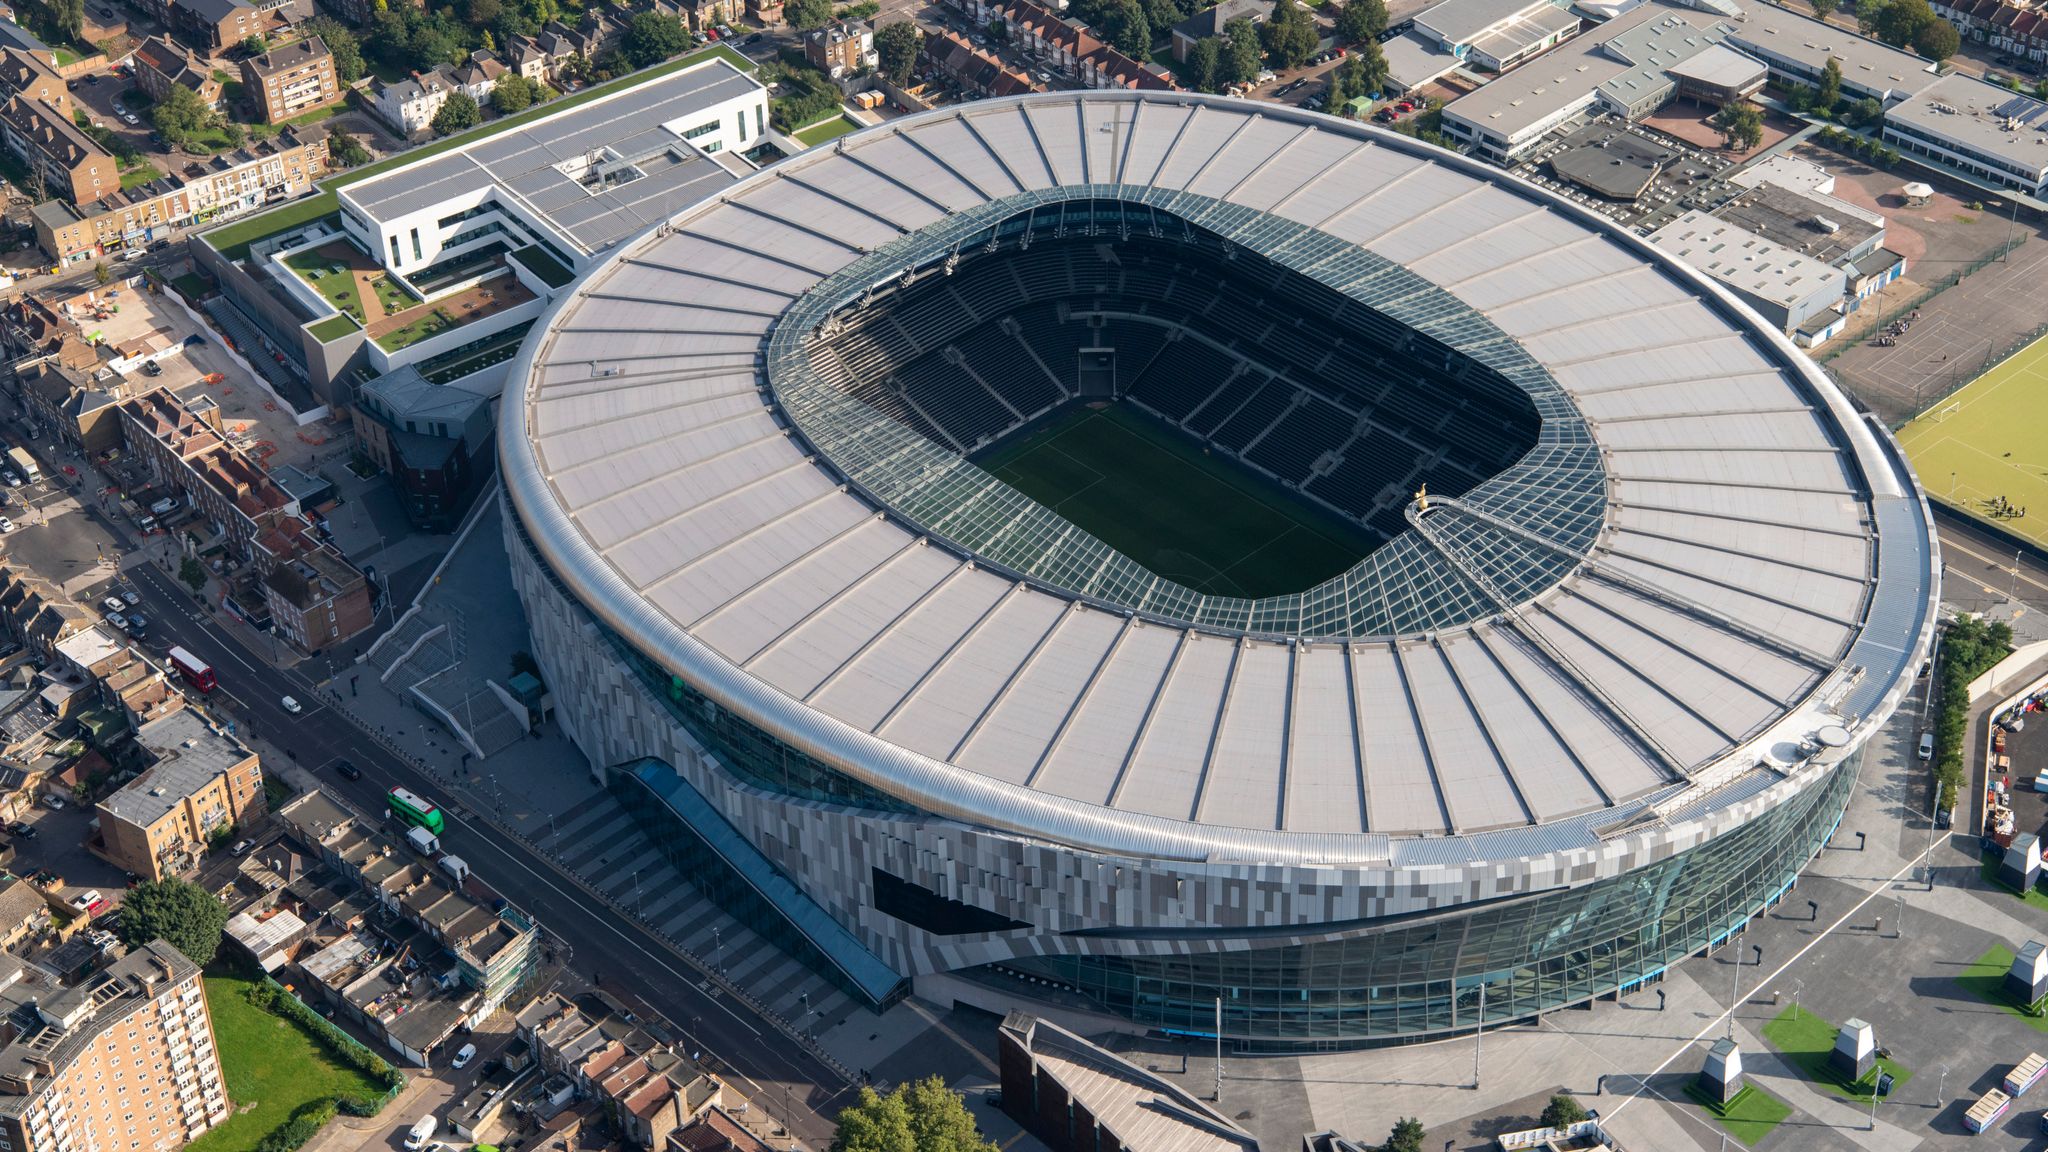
[1897,329,2048,551]
[973,403,1380,598]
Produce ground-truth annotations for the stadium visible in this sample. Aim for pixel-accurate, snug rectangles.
[499,91,1940,1047]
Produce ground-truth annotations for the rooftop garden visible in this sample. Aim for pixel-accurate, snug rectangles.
[306,313,360,343]
[794,113,860,148]
[374,306,460,352]
[203,43,756,262]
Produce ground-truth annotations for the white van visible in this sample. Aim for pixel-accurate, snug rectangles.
[404,1115,437,1150]
[438,855,470,886]
[406,826,440,856]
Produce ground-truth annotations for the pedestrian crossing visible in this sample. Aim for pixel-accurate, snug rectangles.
[542,791,857,1035]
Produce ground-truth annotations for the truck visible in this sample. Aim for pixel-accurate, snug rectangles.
[438,855,470,885]
[406,826,441,856]
[5,448,36,483]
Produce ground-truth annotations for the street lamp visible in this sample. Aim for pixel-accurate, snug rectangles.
[714,926,723,976]
[1937,1063,1950,1106]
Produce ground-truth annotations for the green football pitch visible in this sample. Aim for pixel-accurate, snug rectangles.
[972,403,1381,598]
[1897,331,2048,551]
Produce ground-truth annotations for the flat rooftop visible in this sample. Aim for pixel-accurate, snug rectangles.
[103,710,250,828]
[1722,0,1935,100]
[340,59,754,256]
[1884,72,2048,179]
[1649,209,1846,307]
[1711,181,1882,264]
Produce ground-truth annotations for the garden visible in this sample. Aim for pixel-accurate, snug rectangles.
[189,971,399,1152]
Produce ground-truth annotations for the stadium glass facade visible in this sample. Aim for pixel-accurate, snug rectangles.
[1003,758,1853,1044]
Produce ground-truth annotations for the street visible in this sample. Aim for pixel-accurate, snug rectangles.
[113,555,859,1146]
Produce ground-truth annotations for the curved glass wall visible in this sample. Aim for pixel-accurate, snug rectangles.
[997,758,1854,1049]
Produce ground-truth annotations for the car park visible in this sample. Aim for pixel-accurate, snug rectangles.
[102,595,127,612]
[105,612,128,633]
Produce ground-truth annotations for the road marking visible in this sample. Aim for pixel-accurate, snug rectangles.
[1603,844,1935,1129]
[1942,533,2048,598]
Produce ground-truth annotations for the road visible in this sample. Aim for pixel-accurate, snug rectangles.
[114,558,856,1146]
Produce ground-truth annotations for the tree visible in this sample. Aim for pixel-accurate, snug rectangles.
[1847,95,1882,127]
[329,128,371,166]
[1868,0,1938,45]
[48,0,83,41]
[1335,0,1387,42]
[1144,0,1185,36]
[876,20,921,85]
[1816,55,1842,111]
[178,556,206,592]
[491,71,535,112]
[117,879,232,966]
[1383,1118,1426,1152]
[467,0,503,27]
[1224,15,1262,85]
[1914,17,1959,59]
[787,0,832,29]
[1810,0,1836,17]
[830,1077,996,1152]
[241,33,268,54]
[305,17,365,82]
[1713,101,1763,150]
[1541,1095,1589,1129]
[1182,34,1223,90]
[985,17,1006,39]
[1092,0,1150,58]
[623,11,688,67]
[1262,0,1317,70]
[93,262,109,285]
[152,83,214,148]
[431,90,482,135]
[1350,37,1388,100]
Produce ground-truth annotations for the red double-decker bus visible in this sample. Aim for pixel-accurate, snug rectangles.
[166,646,216,692]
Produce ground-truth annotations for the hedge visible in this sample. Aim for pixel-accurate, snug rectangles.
[248,979,407,1096]
[1934,614,2012,813]
[255,1100,337,1152]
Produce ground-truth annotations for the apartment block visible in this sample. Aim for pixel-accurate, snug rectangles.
[262,544,374,652]
[0,941,231,1152]
[95,709,264,882]
[243,36,341,123]
[0,93,115,206]
[34,128,327,264]
[803,21,875,79]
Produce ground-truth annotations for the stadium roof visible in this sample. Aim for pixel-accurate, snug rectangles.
[503,92,1936,863]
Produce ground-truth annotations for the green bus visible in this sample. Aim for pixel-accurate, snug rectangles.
[387,787,444,835]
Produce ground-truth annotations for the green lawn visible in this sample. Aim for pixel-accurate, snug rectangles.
[187,973,382,1152]
[306,313,359,342]
[120,163,162,191]
[203,43,757,261]
[1978,850,2048,910]
[1958,944,2048,1031]
[974,402,1380,598]
[1897,326,2048,551]
[794,114,860,147]
[1684,1083,1792,1147]
[283,249,365,317]
[1761,1005,1914,1102]
[375,307,459,352]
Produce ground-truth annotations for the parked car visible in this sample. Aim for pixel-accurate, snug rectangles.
[70,890,105,915]
[105,611,129,633]
[40,795,63,810]
[141,360,162,376]
[1918,731,1935,761]
[1,471,19,487]
[229,839,252,857]
[102,595,127,613]
[120,110,139,126]
[0,518,13,534]
[451,1043,477,1069]
[8,823,36,840]
[124,613,147,636]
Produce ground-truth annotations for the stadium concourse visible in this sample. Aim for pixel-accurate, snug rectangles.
[498,91,1940,1049]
